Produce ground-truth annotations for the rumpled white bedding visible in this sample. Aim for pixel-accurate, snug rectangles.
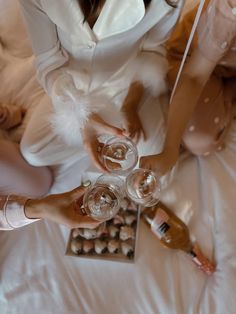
[1,1,236,313]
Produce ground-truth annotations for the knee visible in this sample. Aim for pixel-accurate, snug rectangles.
[20,135,43,167]
[20,149,53,196]
[20,138,53,197]
[26,167,53,197]
[182,128,223,156]
[0,139,53,197]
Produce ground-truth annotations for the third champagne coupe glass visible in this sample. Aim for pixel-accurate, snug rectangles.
[125,168,161,207]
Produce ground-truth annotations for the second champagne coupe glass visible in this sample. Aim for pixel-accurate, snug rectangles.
[101,136,138,175]
[125,169,161,207]
[82,174,125,221]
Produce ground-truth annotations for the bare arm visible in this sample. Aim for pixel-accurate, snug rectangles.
[24,186,100,229]
[0,186,100,231]
[0,104,24,130]
[140,48,217,175]
[121,81,146,142]
[164,48,217,155]
[121,81,145,112]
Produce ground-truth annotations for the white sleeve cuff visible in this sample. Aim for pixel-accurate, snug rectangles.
[4,196,39,229]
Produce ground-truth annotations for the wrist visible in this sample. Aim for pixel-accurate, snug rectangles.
[163,144,180,159]
[24,199,43,219]
[121,99,140,113]
[122,81,144,111]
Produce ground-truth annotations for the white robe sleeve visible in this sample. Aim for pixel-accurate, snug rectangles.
[19,0,67,92]
[19,0,99,145]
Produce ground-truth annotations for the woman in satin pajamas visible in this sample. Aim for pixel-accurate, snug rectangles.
[141,0,236,175]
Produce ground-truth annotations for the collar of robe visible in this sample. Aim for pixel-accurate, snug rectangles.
[92,0,145,40]
[41,0,173,42]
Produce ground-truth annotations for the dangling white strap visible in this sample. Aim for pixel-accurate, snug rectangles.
[170,0,206,103]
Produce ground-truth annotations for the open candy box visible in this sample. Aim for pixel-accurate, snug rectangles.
[66,198,140,263]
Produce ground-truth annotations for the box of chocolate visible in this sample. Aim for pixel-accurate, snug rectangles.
[65,198,140,263]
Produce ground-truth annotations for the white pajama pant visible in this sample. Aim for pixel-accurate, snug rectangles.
[0,139,52,197]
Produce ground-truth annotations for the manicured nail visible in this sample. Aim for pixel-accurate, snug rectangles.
[82,180,91,187]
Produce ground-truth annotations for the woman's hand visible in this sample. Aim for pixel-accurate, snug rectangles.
[122,108,146,143]
[121,81,146,143]
[139,149,179,177]
[82,113,125,172]
[0,104,25,130]
[25,185,101,229]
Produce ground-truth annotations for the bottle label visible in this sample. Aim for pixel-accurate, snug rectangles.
[151,208,170,239]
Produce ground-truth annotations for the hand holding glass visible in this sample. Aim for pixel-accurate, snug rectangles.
[125,169,161,207]
[101,136,138,175]
[82,174,125,221]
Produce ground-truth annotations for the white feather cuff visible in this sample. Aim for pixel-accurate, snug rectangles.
[131,52,168,97]
[50,74,108,146]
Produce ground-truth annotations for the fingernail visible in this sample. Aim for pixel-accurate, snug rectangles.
[82,180,91,187]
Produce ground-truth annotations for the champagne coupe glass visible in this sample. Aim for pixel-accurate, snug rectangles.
[82,174,125,221]
[101,136,138,175]
[125,169,161,207]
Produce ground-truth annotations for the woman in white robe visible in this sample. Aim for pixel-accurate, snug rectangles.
[18,0,184,173]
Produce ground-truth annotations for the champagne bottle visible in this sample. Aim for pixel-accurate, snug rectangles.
[142,202,215,275]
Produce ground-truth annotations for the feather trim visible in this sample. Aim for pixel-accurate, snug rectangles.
[131,52,168,96]
[50,74,109,146]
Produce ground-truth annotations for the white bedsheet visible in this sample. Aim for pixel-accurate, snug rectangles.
[1,121,236,314]
[1,1,236,313]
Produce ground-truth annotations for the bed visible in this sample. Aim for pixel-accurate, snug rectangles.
[1,1,236,313]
